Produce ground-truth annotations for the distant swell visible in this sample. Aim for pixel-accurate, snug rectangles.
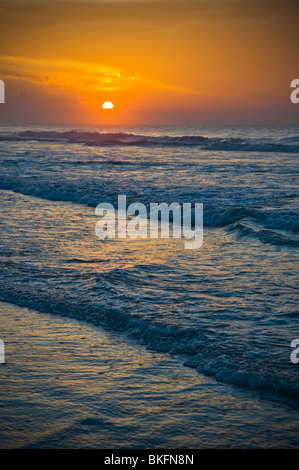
[1,130,299,153]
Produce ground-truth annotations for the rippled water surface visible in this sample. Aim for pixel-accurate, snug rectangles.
[0,124,298,407]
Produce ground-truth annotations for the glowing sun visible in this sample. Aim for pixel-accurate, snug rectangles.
[102,101,114,109]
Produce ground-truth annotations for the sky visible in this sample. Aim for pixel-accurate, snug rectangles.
[0,0,298,125]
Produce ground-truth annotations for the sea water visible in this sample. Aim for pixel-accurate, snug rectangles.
[0,124,298,438]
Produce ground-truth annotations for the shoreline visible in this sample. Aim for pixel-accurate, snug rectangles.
[0,301,298,449]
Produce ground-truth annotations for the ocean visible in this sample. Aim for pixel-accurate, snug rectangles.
[0,124,298,447]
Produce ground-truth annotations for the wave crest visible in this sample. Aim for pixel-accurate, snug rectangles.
[1,130,298,153]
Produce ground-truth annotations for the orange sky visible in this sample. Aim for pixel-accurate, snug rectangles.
[0,0,298,125]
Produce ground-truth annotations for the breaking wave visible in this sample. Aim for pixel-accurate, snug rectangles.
[1,129,299,153]
[0,271,298,405]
